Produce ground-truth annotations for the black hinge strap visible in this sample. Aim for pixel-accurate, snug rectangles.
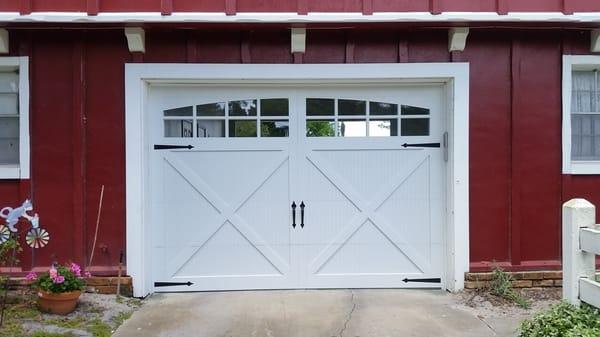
[401,143,441,148]
[154,281,194,287]
[402,278,441,283]
[154,145,194,150]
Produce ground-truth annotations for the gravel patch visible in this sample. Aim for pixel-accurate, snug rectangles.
[2,291,143,337]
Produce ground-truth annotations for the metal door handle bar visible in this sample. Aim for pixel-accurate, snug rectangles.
[401,143,440,148]
[291,202,297,228]
[300,201,305,228]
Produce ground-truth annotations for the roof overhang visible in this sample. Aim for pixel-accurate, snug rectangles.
[0,11,599,24]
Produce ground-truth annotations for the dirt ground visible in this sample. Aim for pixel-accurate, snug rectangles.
[455,287,561,315]
[1,290,143,337]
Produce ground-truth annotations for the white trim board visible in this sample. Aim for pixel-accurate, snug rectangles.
[562,55,600,175]
[125,63,470,297]
[1,11,600,24]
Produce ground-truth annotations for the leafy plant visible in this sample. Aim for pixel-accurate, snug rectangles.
[0,238,21,267]
[489,266,531,309]
[31,264,85,294]
[519,302,600,337]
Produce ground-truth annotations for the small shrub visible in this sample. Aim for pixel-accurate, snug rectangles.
[519,302,600,337]
[489,267,531,309]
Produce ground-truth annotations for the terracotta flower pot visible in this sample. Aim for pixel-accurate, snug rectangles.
[37,290,81,315]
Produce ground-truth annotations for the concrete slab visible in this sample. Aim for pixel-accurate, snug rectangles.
[113,289,521,337]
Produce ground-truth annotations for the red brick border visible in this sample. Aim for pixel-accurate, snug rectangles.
[6,276,133,297]
[465,271,563,289]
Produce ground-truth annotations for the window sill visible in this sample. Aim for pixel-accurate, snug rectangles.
[564,161,600,175]
[0,165,21,179]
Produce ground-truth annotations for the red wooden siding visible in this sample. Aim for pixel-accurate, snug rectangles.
[0,26,599,275]
[1,0,600,13]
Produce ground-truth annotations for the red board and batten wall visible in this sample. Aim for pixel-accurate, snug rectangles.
[0,0,599,276]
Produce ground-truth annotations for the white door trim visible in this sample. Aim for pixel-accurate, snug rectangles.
[125,63,470,297]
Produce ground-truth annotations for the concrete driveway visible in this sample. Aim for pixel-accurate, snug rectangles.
[114,289,522,337]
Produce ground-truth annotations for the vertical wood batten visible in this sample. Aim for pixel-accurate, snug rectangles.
[186,31,197,63]
[429,0,441,15]
[241,32,251,63]
[497,0,508,15]
[225,0,237,16]
[509,38,521,266]
[293,52,303,64]
[18,32,33,269]
[398,38,408,62]
[362,0,373,15]
[87,0,99,15]
[19,0,31,15]
[345,31,355,63]
[72,34,87,265]
[297,0,307,15]
[161,0,173,15]
[563,0,573,14]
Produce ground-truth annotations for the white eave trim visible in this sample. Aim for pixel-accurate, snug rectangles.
[0,11,599,24]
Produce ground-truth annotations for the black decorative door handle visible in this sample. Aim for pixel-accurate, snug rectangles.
[401,143,440,148]
[300,201,305,228]
[154,144,194,150]
[291,202,297,228]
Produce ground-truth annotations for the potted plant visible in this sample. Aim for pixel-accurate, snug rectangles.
[28,263,86,315]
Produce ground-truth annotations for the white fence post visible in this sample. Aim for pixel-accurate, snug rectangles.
[563,198,596,306]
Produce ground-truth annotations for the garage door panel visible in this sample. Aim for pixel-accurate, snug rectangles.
[376,156,432,258]
[316,219,423,275]
[304,155,361,245]
[162,160,223,264]
[175,150,289,209]
[236,159,291,265]
[172,221,283,278]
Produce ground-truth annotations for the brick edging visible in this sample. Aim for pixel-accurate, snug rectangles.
[465,271,562,289]
[6,276,134,296]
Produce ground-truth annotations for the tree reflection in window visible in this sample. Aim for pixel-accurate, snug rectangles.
[307,120,336,137]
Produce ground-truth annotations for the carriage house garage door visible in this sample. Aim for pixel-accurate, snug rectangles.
[148,84,446,292]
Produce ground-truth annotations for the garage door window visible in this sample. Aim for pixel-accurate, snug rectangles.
[306,98,429,137]
[163,98,289,138]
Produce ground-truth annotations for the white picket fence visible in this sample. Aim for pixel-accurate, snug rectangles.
[563,198,600,308]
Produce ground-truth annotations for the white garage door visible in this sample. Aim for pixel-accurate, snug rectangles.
[148,84,445,292]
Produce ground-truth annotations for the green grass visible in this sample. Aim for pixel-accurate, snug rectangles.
[30,332,76,337]
[86,318,112,337]
[112,311,132,327]
[43,316,87,330]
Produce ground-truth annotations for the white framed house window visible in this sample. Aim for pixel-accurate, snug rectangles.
[0,57,29,179]
[563,55,600,174]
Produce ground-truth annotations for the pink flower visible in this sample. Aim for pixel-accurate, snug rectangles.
[49,267,58,280]
[84,271,92,278]
[70,263,81,277]
[25,271,37,281]
[52,275,65,284]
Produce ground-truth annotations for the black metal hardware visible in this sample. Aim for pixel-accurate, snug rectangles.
[154,281,194,287]
[291,201,297,228]
[300,201,305,228]
[154,144,194,150]
[402,277,441,284]
[401,143,441,148]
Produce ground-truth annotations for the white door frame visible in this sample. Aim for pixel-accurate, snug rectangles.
[125,63,470,297]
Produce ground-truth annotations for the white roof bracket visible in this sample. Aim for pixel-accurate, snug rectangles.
[124,27,145,53]
[448,27,469,52]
